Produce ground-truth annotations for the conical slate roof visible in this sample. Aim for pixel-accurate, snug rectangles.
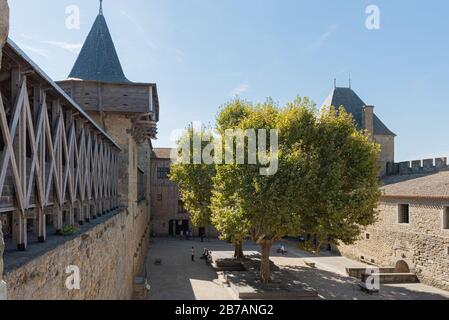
[68,9,129,83]
[322,87,396,136]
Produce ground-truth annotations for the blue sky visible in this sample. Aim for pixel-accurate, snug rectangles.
[8,0,449,161]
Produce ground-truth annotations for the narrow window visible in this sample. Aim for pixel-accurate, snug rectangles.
[157,167,170,180]
[398,204,410,224]
[366,233,370,240]
[178,200,187,214]
[443,207,449,230]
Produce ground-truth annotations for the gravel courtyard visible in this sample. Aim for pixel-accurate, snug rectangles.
[145,237,449,300]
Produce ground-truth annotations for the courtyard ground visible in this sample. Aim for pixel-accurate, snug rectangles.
[145,237,449,300]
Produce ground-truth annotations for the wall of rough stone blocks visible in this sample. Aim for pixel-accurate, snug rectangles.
[374,134,395,176]
[4,203,150,300]
[338,200,449,291]
[1,110,152,300]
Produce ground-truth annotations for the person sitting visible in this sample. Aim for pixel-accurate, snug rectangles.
[277,244,287,255]
[201,248,208,260]
[280,245,287,255]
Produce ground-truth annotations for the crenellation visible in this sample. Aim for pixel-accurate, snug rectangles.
[389,157,449,176]
[435,157,447,170]
[398,161,412,175]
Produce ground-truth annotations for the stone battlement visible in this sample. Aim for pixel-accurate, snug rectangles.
[387,157,448,176]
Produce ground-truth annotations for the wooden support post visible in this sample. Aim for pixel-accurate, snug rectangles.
[37,207,46,243]
[12,211,26,251]
[91,203,97,220]
[52,99,63,234]
[85,204,90,223]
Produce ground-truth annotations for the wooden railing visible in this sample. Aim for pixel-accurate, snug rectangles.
[0,40,121,251]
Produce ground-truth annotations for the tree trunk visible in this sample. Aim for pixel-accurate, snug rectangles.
[234,241,244,260]
[260,241,272,284]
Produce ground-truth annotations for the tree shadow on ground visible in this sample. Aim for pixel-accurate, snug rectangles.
[146,238,235,300]
[281,264,449,300]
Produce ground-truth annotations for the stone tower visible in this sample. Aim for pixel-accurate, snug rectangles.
[57,1,159,209]
[322,86,396,176]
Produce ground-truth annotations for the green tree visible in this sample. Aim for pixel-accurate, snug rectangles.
[211,99,254,259]
[212,98,381,283]
[298,106,381,253]
[169,127,216,237]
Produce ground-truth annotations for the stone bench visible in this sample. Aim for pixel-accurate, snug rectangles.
[304,260,316,268]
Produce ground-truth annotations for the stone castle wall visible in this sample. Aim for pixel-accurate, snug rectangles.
[1,112,152,300]
[338,200,449,291]
[4,203,150,300]
[374,134,395,176]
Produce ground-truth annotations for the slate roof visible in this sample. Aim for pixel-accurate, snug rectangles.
[322,87,396,136]
[152,148,174,160]
[68,11,129,83]
[381,171,449,199]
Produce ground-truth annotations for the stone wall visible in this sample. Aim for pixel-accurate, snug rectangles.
[374,134,395,176]
[0,0,9,300]
[4,203,150,300]
[338,200,449,291]
[1,111,152,300]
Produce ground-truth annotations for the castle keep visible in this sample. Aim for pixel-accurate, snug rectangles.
[324,87,449,291]
[322,86,396,176]
[0,1,158,299]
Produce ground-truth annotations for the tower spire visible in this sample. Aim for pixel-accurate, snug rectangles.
[334,78,337,89]
[349,73,352,89]
[99,0,103,15]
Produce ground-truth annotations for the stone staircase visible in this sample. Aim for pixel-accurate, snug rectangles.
[347,267,419,284]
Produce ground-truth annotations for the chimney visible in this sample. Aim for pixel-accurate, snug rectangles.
[362,105,374,136]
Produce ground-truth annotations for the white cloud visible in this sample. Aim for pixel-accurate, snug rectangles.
[43,41,82,54]
[120,11,158,50]
[306,24,338,51]
[231,83,249,97]
[15,42,50,58]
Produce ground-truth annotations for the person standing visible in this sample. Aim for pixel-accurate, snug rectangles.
[191,247,195,262]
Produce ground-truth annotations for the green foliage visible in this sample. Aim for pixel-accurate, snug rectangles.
[171,95,381,282]
[297,106,382,252]
[61,225,78,236]
[211,96,381,281]
[169,126,216,229]
[216,98,252,135]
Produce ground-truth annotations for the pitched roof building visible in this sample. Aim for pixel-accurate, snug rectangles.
[68,4,129,83]
[322,86,396,176]
[322,87,395,136]
[57,1,159,140]
[57,0,158,208]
